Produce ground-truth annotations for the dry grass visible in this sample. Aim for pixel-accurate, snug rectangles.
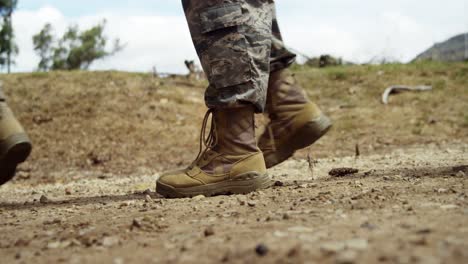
[1,62,467,183]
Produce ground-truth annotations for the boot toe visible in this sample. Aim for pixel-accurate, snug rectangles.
[157,172,202,189]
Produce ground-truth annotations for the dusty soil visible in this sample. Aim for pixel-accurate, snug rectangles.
[0,62,467,263]
[0,144,467,263]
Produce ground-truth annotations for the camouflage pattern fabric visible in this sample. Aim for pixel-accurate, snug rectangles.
[182,0,296,112]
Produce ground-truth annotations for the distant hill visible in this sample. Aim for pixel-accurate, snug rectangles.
[413,33,468,62]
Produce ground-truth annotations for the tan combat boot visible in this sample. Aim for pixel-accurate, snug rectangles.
[259,69,332,168]
[0,87,32,185]
[156,107,271,198]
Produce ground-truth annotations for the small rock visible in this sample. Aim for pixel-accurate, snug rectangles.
[247,201,257,207]
[131,218,142,229]
[440,204,458,210]
[273,231,288,238]
[113,258,124,264]
[143,189,152,195]
[274,181,284,187]
[144,195,153,203]
[321,242,346,255]
[456,171,465,177]
[204,226,215,237]
[43,218,62,225]
[288,226,314,233]
[47,241,69,249]
[255,243,269,256]
[192,195,206,201]
[408,236,427,245]
[39,195,50,204]
[65,188,72,195]
[287,245,301,257]
[345,239,368,251]
[329,168,359,177]
[336,250,358,264]
[102,236,120,247]
[14,239,30,247]
[360,222,377,230]
[238,199,246,206]
[415,228,432,234]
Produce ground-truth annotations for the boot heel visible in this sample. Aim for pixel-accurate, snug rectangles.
[1,133,32,164]
[292,114,332,150]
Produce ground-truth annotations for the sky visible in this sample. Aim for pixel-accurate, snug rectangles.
[11,0,468,73]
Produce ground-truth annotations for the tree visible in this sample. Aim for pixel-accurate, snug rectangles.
[33,20,123,71]
[32,23,53,71]
[0,0,18,73]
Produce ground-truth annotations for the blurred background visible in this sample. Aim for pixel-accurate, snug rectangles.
[7,0,468,74]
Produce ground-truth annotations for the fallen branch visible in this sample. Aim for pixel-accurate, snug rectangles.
[382,85,432,104]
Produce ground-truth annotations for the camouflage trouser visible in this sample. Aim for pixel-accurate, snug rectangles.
[182,0,296,112]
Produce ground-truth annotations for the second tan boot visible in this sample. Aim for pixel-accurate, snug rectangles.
[156,107,271,198]
[0,87,32,185]
[259,69,332,168]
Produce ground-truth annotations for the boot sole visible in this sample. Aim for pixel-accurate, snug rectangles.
[156,172,272,198]
[265,114,332,168]
[0,133,32,185]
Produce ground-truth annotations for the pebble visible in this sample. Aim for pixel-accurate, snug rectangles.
[192,195,206,201]
[247,201,257,207]
[360,222,377,230]
[39,195,50,204]
[144,195,153,203]
[321,239,368,255]
[288,226,314,233]
[456,171,466,177]
[336,250,358,264]
[415,228,432,234]
[329,168,359,177]
[47,241,62,249]
[131,218,142,229]
[47,241,71,249]
[274,181,284,187]
[287,245,301,257]
[345,239,368,251]
[440,204,458,210]
[102,236,120,247]
[113,258,124,264]
[408,236,427,246]
[204,226,215,237]
[321,242,346,254]
[65,188,72,195]
[255,244,269,256]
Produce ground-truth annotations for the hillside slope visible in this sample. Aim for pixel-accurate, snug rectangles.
[1,62,467,183]
[414,33,468,62]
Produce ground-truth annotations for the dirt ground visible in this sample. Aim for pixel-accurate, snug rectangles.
[0,63,467,263]
[0,144,467,264]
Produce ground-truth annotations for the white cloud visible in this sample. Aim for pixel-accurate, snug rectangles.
[11,1,468,73]
[13,6,197,73]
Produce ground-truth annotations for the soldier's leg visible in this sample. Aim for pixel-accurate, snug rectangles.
[156,0,274,198]
[0,87,32,185]
[259,6,332,168]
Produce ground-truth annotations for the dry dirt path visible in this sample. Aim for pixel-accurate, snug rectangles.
[1,143,467,264]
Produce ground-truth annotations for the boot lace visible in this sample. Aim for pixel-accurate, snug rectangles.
[189,109,218,169]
